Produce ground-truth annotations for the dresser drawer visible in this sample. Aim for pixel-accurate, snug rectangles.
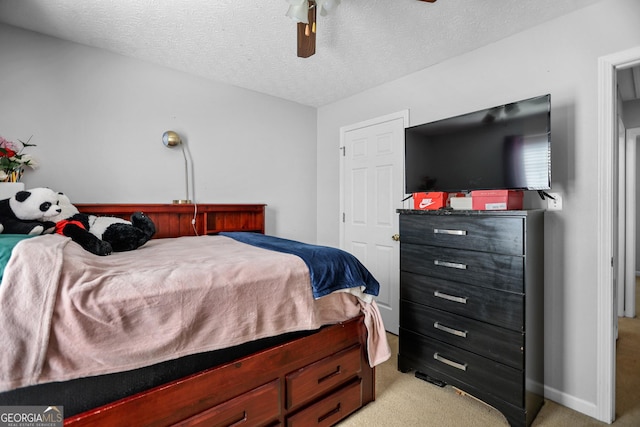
[400,214,524,255]
[401,243,524,293]
[286,345,361,410]
[401,271,523,331]
[286,379,362,427]
[400,301,523,369]
[399,329,523,408]
[171,380,280,427]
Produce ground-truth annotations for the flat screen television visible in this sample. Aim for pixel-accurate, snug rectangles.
[404,94,551,194]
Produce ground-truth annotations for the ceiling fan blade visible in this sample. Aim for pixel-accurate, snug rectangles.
[297,1,316,57]
[418,0,437,2]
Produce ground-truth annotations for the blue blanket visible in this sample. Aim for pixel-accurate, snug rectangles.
[220,232,380,299]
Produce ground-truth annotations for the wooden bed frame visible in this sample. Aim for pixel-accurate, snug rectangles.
[63,203,375,426]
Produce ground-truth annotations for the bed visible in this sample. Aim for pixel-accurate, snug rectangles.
[0,203,390,426]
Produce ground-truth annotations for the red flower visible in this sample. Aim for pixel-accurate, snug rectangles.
[0,136,18,158]
[0,147,16,158]
[0,135,37,182]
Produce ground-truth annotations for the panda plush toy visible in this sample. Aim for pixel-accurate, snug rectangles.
[0,188,59,235]
[7,187,156,256]
[49,191,156,256]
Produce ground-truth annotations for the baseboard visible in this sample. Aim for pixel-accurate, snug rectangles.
[544,385,600,421]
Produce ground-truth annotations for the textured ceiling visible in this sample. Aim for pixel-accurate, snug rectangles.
[0,0,604,107]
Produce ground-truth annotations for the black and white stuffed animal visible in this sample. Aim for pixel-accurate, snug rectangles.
[0,188,59,235]
[48,191,156,256]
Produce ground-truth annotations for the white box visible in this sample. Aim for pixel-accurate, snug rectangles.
[450,197,472,210]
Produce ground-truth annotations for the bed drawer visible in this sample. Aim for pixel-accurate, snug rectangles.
[401,243,524,293]
[399,329,523,408]
[171,379,280,427]
[400,301,524,369]
[286,345,362,410]
[401,271,524,331]
[400,214,524,255]
[286,379,362,427]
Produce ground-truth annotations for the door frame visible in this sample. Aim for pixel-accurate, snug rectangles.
[338,110,410,247]
[597,46,640,423]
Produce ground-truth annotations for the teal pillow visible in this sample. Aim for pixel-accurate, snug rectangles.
[0,234,37,283]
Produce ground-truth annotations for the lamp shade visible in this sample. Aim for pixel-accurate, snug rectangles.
[286,0,309,23]
[162,130,182,147]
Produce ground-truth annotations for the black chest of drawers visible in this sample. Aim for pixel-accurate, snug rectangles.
[397,209,544,427]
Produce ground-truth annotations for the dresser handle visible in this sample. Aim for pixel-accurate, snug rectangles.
[434,228,467,236]
[317,365,341,383]
[434,291,468,304]
[226,411,248,426]
[434,260,467,270]
[434,352,468,371]
[434,321,468,338]
[318,403,341,423]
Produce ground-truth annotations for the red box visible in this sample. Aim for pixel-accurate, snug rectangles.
[471,190,523,211]
[413,192,448,210]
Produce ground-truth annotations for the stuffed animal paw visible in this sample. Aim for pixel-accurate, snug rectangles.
[98,211,156,252]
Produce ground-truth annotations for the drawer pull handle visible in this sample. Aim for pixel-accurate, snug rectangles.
[434,321,468,338]
[434,291,468,304]
[318,403,341,423]
[434,260,467,270]
[227,411,248,426]
[318,365,341,383]
[434,228,467,236]
[434,352,468,371]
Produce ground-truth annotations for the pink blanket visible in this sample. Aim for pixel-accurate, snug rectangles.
[0,234,390,392]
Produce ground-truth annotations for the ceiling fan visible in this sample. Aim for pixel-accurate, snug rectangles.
[286,0,337,58]
[286,0,437,58]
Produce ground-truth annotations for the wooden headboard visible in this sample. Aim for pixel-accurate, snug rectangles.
[75,203,266,239]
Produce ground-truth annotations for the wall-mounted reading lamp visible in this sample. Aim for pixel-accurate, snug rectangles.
[162,130,192,204]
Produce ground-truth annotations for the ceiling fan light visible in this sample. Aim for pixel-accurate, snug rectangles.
[316,0,340,16]
[286,0,309,23]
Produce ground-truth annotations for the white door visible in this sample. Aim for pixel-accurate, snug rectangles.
[340,111,409,335]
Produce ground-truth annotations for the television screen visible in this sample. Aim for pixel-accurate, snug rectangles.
[404,94,551,194]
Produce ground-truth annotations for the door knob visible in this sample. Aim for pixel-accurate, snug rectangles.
[392,234,400,241]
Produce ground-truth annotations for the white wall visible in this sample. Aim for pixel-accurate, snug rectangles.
[316,0,640,419]
[0,24,318,242]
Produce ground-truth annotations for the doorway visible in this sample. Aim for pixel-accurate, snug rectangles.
[597,46,640,424]
[621,126,640,319]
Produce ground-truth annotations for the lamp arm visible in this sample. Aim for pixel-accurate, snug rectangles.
[181,144,190,203]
